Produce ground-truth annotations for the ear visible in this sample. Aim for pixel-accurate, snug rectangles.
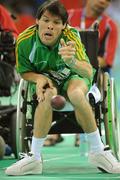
[62,23,67,30]
[36,19,39,25]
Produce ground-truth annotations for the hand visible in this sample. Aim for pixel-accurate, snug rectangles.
[36,76,55,102]
[98,56,107,68]
[58,39,76,66]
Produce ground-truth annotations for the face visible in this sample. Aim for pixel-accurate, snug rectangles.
[36,10,66,47]
[88,0,111,16]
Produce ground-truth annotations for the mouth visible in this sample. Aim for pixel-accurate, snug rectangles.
[44,32,53,38]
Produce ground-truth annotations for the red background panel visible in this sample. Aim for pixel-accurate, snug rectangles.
[60,0,86,9]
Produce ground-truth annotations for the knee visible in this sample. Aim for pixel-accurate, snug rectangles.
[37,88,57,109]
[44,87,57,102]
[67,88,85,106]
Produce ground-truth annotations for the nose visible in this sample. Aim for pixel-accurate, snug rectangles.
[48,24,53,30]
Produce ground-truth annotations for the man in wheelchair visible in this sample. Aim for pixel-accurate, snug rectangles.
[5,0,120,175]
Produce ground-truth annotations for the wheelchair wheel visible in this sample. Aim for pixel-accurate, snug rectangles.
[103,72,120,159]
[10,111,17,158]
[0,136,5,159]
[16,79,30,158]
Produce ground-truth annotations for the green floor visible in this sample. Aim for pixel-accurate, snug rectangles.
[0,136,120,179]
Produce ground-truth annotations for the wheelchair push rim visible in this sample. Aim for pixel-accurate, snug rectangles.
[103,72,120,159]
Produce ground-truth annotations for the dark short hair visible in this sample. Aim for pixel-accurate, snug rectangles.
[36,0,68,25]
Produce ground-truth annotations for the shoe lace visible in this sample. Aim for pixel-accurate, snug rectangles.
[105,149,118,164]
[19,152,28,159]
[19,152,33,159]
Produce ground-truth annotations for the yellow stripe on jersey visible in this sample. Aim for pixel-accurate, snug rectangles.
[18,25,36,37]
[63,28,85,60]
[16,27,36,68]
[17,31,35,46]
[63,27,87,61]
[17,26,36,45]
[63,29,81,60]
[16,45,19,68]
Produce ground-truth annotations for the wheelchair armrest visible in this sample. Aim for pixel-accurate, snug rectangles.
[86,83,101,106]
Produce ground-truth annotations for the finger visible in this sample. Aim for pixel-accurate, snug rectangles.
[60,38,66,47]
[37,85,45,92]
[37,94,44,102]
[58,48,76,56]
[59,46,76,51]
[48,81,54,89]
[66,41,75,47]
[37,96,42,103]
[58,51,75,56]
[59,47,76,53]
[61,55,75,60]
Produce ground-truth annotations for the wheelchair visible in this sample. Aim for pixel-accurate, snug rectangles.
[15,27,120,160]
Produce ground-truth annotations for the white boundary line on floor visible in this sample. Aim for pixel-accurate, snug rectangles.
[44,154,79,162]
[0,154,79,170]
[1,176,120,179]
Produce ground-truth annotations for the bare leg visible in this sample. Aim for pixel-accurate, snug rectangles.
[31,87,57,159]
[67,79,104,153]
[67,79,97,133]
[33,88,57,138]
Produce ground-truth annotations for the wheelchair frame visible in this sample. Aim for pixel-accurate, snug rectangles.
[15,29,120,160]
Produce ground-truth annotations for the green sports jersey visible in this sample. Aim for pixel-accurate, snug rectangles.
[16,25,91,76]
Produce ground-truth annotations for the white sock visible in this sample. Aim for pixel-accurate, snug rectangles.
[31,136,46,160]
[79,133,87,143]
[86,129,104,153]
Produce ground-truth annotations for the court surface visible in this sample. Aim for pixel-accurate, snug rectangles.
[0,135,120,180]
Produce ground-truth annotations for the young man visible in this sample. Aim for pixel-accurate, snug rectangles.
[5,0,120,176]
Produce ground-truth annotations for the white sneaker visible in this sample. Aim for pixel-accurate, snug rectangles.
[89,147,120,174]
[5,153,42,176]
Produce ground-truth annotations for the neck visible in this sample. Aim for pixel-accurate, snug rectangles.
[85,6,100,18]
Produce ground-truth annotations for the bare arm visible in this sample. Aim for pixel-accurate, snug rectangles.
[21,71,47,84]
[21,72,55,102]
[58,39,93,81]
[69,58,93,80]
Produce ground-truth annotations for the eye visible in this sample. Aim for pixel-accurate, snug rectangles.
[43,18,49,22]
[44,19,49,22]
[54,21,61,25]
